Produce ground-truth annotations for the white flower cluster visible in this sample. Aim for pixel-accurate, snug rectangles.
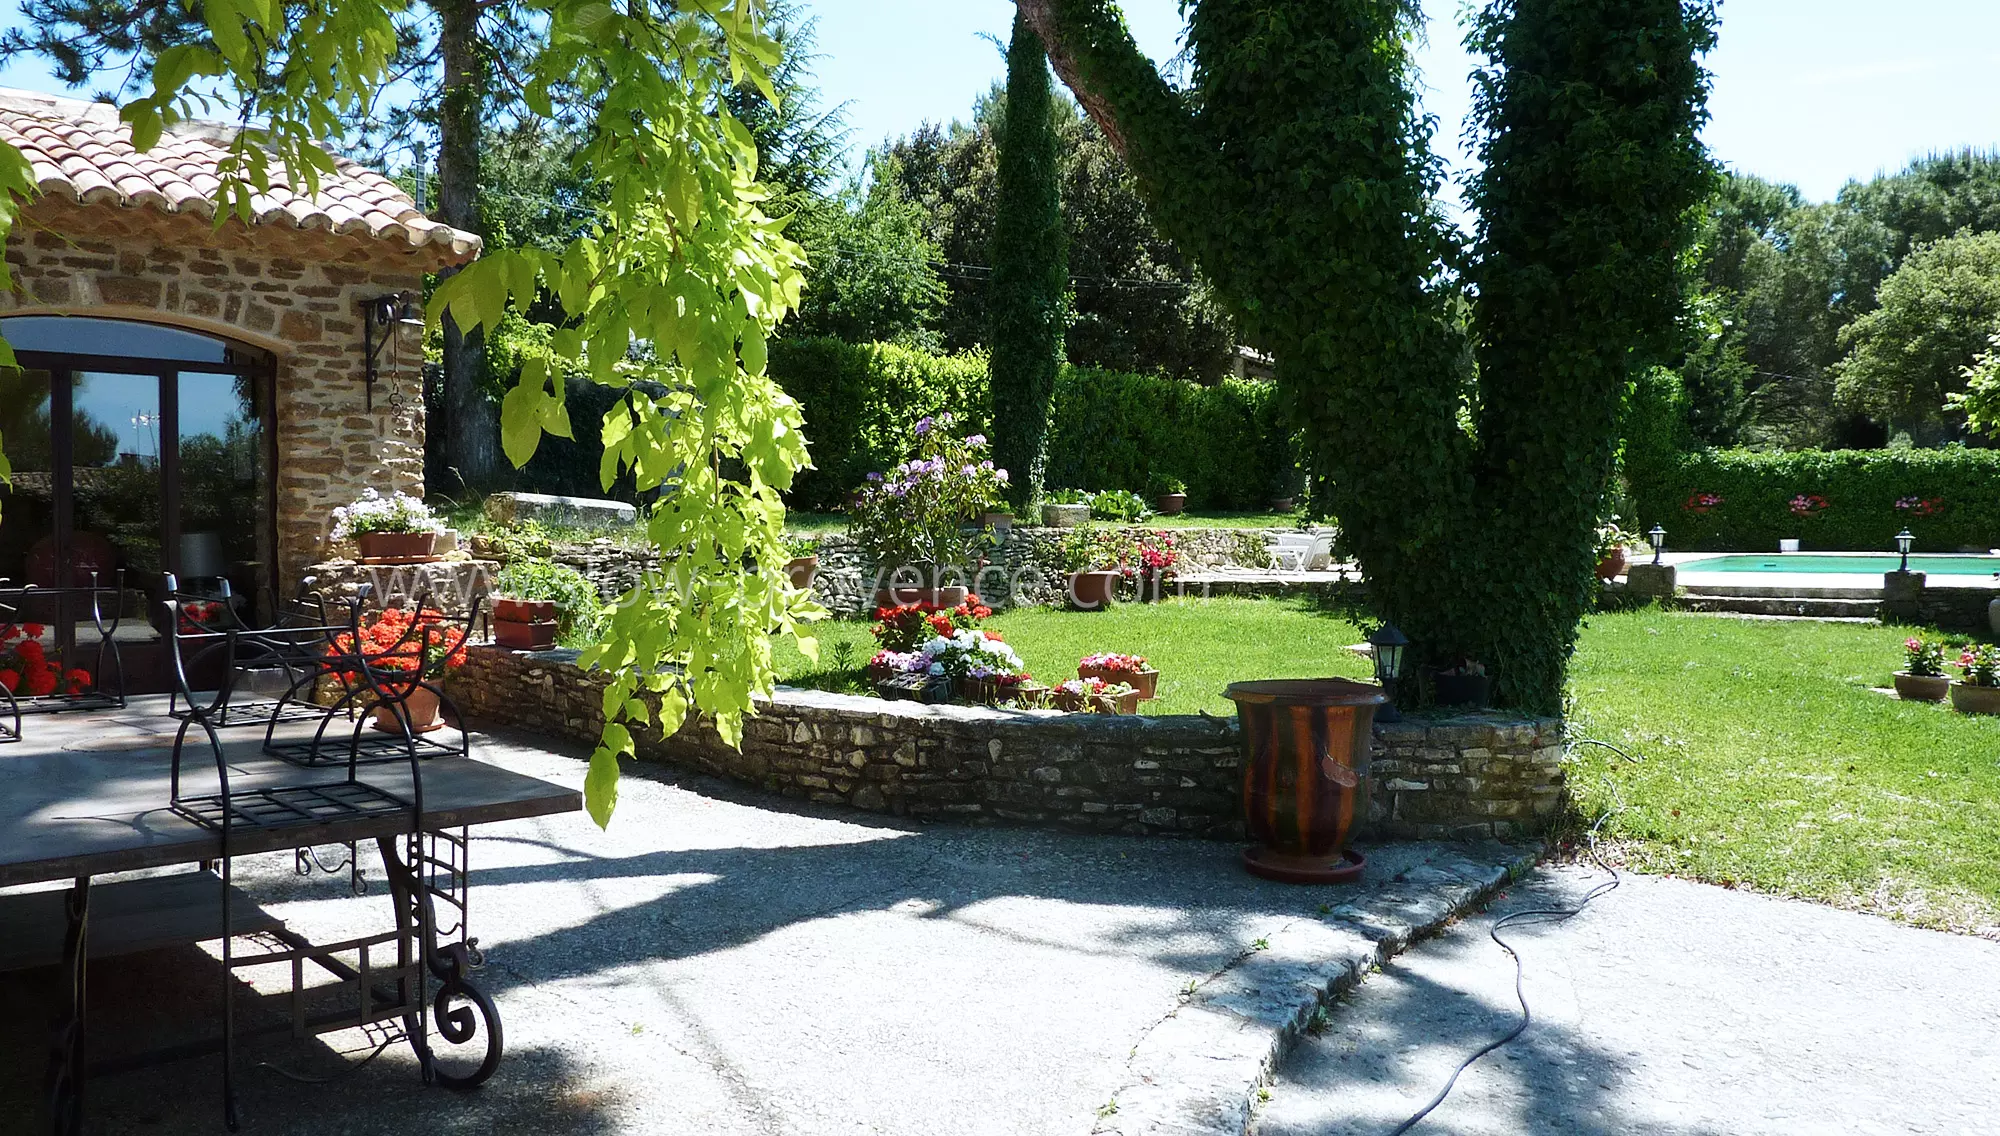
[329,488,446,543]
[919,629,1022,677]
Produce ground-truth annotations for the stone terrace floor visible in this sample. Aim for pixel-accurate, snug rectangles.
[0,723,1526,1136]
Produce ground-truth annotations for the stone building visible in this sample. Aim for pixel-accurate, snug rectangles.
[0,88,477,687]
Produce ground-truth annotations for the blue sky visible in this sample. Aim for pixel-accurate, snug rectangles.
[0,1,1993,203]
[797,0,2000,204]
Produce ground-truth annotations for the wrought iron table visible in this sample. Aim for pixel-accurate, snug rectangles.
[0,725,580,1134]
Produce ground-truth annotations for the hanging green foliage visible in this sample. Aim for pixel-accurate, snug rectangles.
[987,10,1069,508]
[0,0,819,828]
[1017,0,1716,711]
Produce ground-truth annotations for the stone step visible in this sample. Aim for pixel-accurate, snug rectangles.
[1673,592,1882,619]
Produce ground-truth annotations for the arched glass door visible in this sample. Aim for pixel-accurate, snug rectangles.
[0,317,276,691]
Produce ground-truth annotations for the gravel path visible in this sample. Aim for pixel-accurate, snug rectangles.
[0,730,1522,1136]
[1256,865,2000,1136]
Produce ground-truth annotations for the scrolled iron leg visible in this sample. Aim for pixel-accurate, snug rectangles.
[377,836,502,1091]
[45,876,88,1136]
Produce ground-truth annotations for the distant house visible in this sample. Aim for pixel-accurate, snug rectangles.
[1228,344,1275,382]
[0,88,478,686]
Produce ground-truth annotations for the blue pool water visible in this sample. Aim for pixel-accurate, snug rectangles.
[1681,553,2000,576]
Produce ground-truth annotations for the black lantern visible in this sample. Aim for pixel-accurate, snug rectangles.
[361,291,424,411]
[1368,623,1409,723]
[1647,524,1667,566]
[1895,528,1914,573]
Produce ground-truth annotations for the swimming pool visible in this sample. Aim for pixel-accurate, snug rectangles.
[1681,553,2000,576]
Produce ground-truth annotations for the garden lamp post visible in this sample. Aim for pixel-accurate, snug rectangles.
[1896,529,1914,573]
[1368,623,1408,723]
[1647,524,1667,566]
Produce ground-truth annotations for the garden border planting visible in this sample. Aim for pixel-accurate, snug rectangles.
[448,645,1566,841]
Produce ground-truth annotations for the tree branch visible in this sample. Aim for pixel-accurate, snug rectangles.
[1012,0,1221,234]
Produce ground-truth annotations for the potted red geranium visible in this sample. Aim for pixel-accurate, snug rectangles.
[329,607,468,732]
[1950,643,2000,715]
[0,622,91,700]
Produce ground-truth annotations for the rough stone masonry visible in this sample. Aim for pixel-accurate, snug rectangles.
[448,645,1567,841]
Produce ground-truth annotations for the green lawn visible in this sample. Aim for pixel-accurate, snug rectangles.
[780,598,2000,934]
[780,509,1307,536]
[1567,610,2000,935]
[779,595,1375,713]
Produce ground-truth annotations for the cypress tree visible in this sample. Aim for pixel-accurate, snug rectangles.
[988,11,1069,509]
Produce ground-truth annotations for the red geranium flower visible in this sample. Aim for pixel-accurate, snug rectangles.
[0,669,19,692]
[22,623,45,639]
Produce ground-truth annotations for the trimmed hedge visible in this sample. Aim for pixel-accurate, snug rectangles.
[769,336,1298,511]
[1630,448,2000,553]
[1045,367,1296,510]
[769,338,992,510]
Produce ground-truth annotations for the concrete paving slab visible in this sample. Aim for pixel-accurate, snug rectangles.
[0,729,1529,1136]
[1257,866,2000,1136]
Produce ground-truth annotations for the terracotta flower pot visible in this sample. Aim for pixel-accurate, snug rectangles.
[493,597,557,623]
[371,685,445,734]
[785,555,819,589]
[1068,571,1119,610]
[1893,671,1950,702]
[356,531,438,562]
[1092,689,1141,715]
[1949,681,2000,715]
[1155,493,1187,516]
[1226,678,1386,884]
[493,618,558,650]
[873,585,969,609]
[1270,497,1296,512]
[959,675,1032,706]
[1596,547,1629,581]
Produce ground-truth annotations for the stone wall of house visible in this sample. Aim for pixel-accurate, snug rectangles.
[1,197,448,585]
[807,526,1288,616]
[447,644,1565,841]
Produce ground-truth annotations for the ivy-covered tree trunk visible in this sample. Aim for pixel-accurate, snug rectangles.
[1018,0,1715,712]
[435,0,500,494]
[987,10,1069,510]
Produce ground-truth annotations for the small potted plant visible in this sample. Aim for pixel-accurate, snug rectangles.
[330,606,468,733]
[1041,488,1093,528]
[1053,676,1139,715]
[1894,637,1950,702]
[1150,474,1188,516]
[1432,659,1491,707]
[490,560,601,650]
[1057,526,1123,611]
[1950,643,2000,715]
[782,534,820,589]
[1078,652,1159,700]
[850,416,1008,606]
[330,488,446,562]
[1594,515,1636,580]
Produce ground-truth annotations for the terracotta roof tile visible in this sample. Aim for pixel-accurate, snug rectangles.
[0,88,480,263]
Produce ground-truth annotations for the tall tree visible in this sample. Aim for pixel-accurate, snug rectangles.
[1016,0,1715,710]
[1833,230,2000,442]
[986,12,1068,507]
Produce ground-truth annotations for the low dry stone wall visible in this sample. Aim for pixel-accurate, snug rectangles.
[448,645,1565,841]
[302,557,495,618]
[808,526,1286,616]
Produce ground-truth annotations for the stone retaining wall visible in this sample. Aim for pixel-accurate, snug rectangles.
[808,526,1288,616]
[447,645,1565,841]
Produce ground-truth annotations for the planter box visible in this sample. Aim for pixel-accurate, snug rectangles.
[493,597,558,623]
[1041,504,1090,528]
[959,675,1040,706]
[1052,687,1140,715]
[493,618,559,650]
[356,531,438,563]
[876,674,951,704]
[1079,664,1159,700]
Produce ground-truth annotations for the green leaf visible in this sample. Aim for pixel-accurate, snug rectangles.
[584,747,622,829]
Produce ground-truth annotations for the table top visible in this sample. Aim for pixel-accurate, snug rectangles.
[0,713,580,888]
